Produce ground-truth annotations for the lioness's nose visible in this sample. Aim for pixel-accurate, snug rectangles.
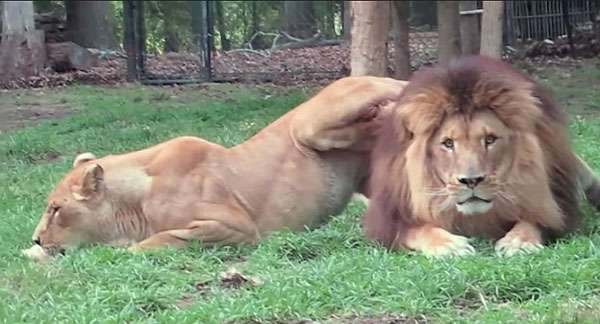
[457,175,486,188]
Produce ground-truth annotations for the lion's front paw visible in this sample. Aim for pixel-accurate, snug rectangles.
[495,235,543,257]
[407,226,475,259]
[495,221,543,257]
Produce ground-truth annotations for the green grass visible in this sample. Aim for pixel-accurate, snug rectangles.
[1,61,600,324]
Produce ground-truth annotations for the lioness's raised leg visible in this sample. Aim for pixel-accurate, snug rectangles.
[400,224,475,259]
[495,221,543,257]
[291,77,407,152]
[130,205,260,251]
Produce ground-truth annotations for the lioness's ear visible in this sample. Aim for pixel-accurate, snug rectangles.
[73,152,96,168]
[74,164,104,200]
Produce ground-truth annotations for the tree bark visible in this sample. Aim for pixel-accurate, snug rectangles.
[65,1,117,50]
[459,1,480,55]
[437,1,461,64]
[342,1,353,42]
[46,41,98,72]
[214,0,231,50]
[284,1,316,39]
[0,1,46,82]
[350,1,389,76]
[391,1,411,80]
[480,1,504,59]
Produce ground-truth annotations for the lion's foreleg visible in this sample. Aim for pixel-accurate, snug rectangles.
[398,223,476,259]
[494,221,543,257]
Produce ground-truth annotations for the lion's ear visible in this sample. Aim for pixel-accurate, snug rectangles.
[73,152,96,168]
[73,164,104,200]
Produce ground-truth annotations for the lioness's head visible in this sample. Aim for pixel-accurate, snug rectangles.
[31,152,109,251]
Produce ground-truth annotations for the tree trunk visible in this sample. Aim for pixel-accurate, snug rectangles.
[0,1,46,82]
[284,1,316,39]
[46,41,98,72]
[65,1,117,50]
[480,1,504,59]
[350,1,389,76]
[342,1,353,42]
[459,1,480,55]
[325,1,335,38]
[392,1,411,80]
[215,0,231,50]
[191,1,205,52]
[437,1,461,64]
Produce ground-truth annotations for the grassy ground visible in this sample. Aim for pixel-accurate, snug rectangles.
[1,61,600,324]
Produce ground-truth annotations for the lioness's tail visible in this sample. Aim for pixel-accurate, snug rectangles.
[578,155,600,210]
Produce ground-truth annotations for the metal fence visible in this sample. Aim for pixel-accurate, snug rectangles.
[505,0,594,44]
[120,1,597,86]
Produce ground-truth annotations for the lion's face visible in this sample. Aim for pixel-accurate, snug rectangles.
[31,153,110,251]
[426,110,516,215]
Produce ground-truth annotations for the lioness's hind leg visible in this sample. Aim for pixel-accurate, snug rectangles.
[130,205,260,251]
[402,224,475,259]
[495,221,543,257]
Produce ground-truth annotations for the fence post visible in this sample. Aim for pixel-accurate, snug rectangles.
[204,0,213,81]
[123,0,137,82]
[135,0,145,79]
[562,0,575,56]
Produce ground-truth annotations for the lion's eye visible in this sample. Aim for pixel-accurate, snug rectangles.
[485,134,497,146]
[442,138,454,149]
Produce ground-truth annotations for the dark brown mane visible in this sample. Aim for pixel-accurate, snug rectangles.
[364,55,580,249]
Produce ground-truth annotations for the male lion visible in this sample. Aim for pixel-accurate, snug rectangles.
[363,56,600,258]
[23,76,407,262]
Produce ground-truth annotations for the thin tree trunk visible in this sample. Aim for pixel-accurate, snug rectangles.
[342,0,353,42]
[392,1,411,80]
[437,1,461,63]
[480,1,504,59]
[191,1,205,52]
[284,1,316,39]
[460,1,480,55]
[215,0,231,50]
[65,1,118,50]
[0,0,46,82]
[350,1,389,76]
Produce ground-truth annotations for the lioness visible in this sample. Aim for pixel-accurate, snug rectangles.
[24,76,407,261]
[363,56,600,258]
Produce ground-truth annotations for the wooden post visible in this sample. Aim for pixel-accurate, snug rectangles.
[123,0,137,82]
[350,1,389,76]
[437,1,461,64]
[460,1,480,55]
[0,1,46,82]
[480,1,504,59]
[391,1,411,80]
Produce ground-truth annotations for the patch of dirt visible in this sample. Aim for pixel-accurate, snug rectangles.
[235,314,429,324]
[218,267,262,289]
[0,102,71,132]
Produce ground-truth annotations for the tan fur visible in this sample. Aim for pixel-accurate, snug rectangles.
[26,76,407,260]
[364,56,596,258]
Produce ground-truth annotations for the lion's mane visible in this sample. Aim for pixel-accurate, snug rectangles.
[363,56,581,247]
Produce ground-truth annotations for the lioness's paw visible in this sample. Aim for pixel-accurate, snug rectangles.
[495,235,543,257]
[410,228,476,259]
[127,243,142,253]
[21,245,53,263]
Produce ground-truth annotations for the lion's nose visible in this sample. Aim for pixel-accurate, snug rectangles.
[457,175,486,188]
[33,237,41,245]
